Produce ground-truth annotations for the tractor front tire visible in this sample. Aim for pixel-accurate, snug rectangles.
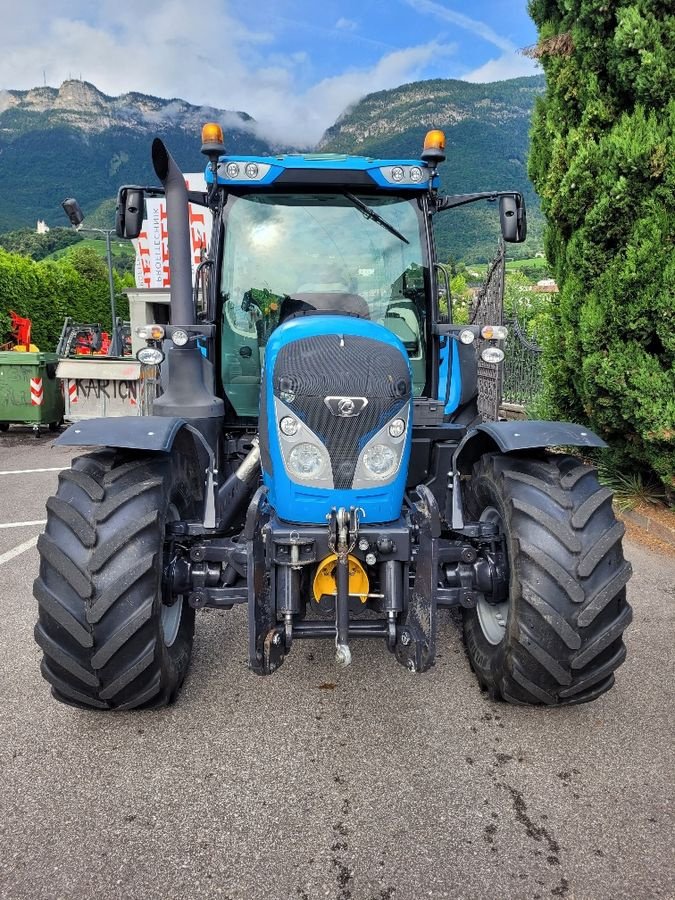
[34,449,199,710]
[462,453,632,706]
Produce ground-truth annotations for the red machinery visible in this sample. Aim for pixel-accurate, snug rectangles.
[1,311,36,351]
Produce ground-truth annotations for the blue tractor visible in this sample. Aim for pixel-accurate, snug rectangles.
[34,126,632,709]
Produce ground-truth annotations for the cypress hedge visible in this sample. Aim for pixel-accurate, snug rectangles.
[527,0,675,491]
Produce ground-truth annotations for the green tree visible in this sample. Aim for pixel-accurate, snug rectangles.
[528,0,675,491]
[0,227,82,260]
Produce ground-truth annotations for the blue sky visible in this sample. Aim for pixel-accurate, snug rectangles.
[0,0,540,144]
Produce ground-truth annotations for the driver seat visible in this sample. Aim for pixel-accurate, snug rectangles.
[279,292,370,323]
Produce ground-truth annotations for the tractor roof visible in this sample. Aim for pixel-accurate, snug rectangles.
[206,153,438,192]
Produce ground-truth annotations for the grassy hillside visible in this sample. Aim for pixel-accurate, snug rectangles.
[321,76,546,262]
[0,124,272,233]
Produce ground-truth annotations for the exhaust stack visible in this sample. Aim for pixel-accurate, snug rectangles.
[151,138,194,327]
[150,138,224,427]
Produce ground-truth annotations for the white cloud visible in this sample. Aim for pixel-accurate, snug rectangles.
[240,40,458,146]
[403,0,516,54]
[0,1,457,146]
[401,0,540,84]
[463,53,540,82]
[335,18,358,31]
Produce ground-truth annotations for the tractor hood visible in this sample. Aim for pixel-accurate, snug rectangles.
[260,315,412,525]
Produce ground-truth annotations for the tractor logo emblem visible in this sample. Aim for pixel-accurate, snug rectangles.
[324,396,368,417]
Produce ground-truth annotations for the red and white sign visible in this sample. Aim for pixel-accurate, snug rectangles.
[68,382,78,404]
[30,377,43,406]
[133,174,212,289]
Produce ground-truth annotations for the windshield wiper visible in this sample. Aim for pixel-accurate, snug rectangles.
[344,192,409,244]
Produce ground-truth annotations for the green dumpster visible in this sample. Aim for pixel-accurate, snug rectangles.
[0,351,65,431]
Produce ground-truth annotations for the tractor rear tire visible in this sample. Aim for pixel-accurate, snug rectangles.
[33,449,200,710]
[462,453,632,706]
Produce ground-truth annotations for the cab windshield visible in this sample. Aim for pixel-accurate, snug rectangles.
[220,192,428,417]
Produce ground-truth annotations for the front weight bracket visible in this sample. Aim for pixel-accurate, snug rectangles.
[395,484,438,673]
[246,487,284,675]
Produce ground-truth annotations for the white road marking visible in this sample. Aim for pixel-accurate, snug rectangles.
[0,520,47,529]
[0,467,63,476]
[0,535,39,566]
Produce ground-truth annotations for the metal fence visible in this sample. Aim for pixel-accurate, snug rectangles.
[470,243,544,419]
[502,317,543,408]
[470,244,505,421]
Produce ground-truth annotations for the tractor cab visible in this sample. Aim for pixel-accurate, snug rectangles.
[214,155,436,419]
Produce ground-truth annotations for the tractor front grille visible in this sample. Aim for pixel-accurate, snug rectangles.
[273,333,410,489]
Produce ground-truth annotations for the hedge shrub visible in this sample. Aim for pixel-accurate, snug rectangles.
[528,0,675,491]
[0,247,131,351]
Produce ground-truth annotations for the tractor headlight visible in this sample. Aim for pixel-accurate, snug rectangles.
[389,418,406,438]
[136,346,165,365]
[280,416,299,436]
[481,325,508,340]
[171,329,189,347]
[352,404,409,488]
[362,444,397,479]
[288,443,326,479]
[481,346,505,364]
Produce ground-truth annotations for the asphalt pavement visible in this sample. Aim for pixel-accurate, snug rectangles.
[0,428,673,900]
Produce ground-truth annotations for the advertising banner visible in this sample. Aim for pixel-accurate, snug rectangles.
[133,174,212,288]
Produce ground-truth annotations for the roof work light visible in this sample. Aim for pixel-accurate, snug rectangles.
[422,129,446,166]
[201,122,225,158]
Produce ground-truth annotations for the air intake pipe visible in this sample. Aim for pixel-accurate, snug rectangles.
[151,138,194,327]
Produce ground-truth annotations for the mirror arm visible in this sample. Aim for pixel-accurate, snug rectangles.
[117,185,208,206]
[187,190,209,207]
[435,190,521,212]
[118,184,165,198]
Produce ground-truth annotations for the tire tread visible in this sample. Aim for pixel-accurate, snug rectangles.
[33,450,196,711]
[462,452,632,707]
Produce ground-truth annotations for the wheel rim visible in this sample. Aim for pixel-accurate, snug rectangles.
[476,506,509,646]
[161,502,183,647]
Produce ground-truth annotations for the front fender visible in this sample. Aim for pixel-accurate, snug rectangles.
[448,420,606,530]
[55,415,188,452]
[454,420,606,473]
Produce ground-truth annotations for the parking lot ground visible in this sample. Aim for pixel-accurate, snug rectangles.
[1,430,673,900]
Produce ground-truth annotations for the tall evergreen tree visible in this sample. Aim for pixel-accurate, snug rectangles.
[527,1,675,491]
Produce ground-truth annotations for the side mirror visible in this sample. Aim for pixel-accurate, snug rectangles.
[499,194,527,243]
[115,188,145,239]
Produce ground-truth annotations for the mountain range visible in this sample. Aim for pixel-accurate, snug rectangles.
[0,76,545,261]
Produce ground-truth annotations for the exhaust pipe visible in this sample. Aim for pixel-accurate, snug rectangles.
[151,138,194,327]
